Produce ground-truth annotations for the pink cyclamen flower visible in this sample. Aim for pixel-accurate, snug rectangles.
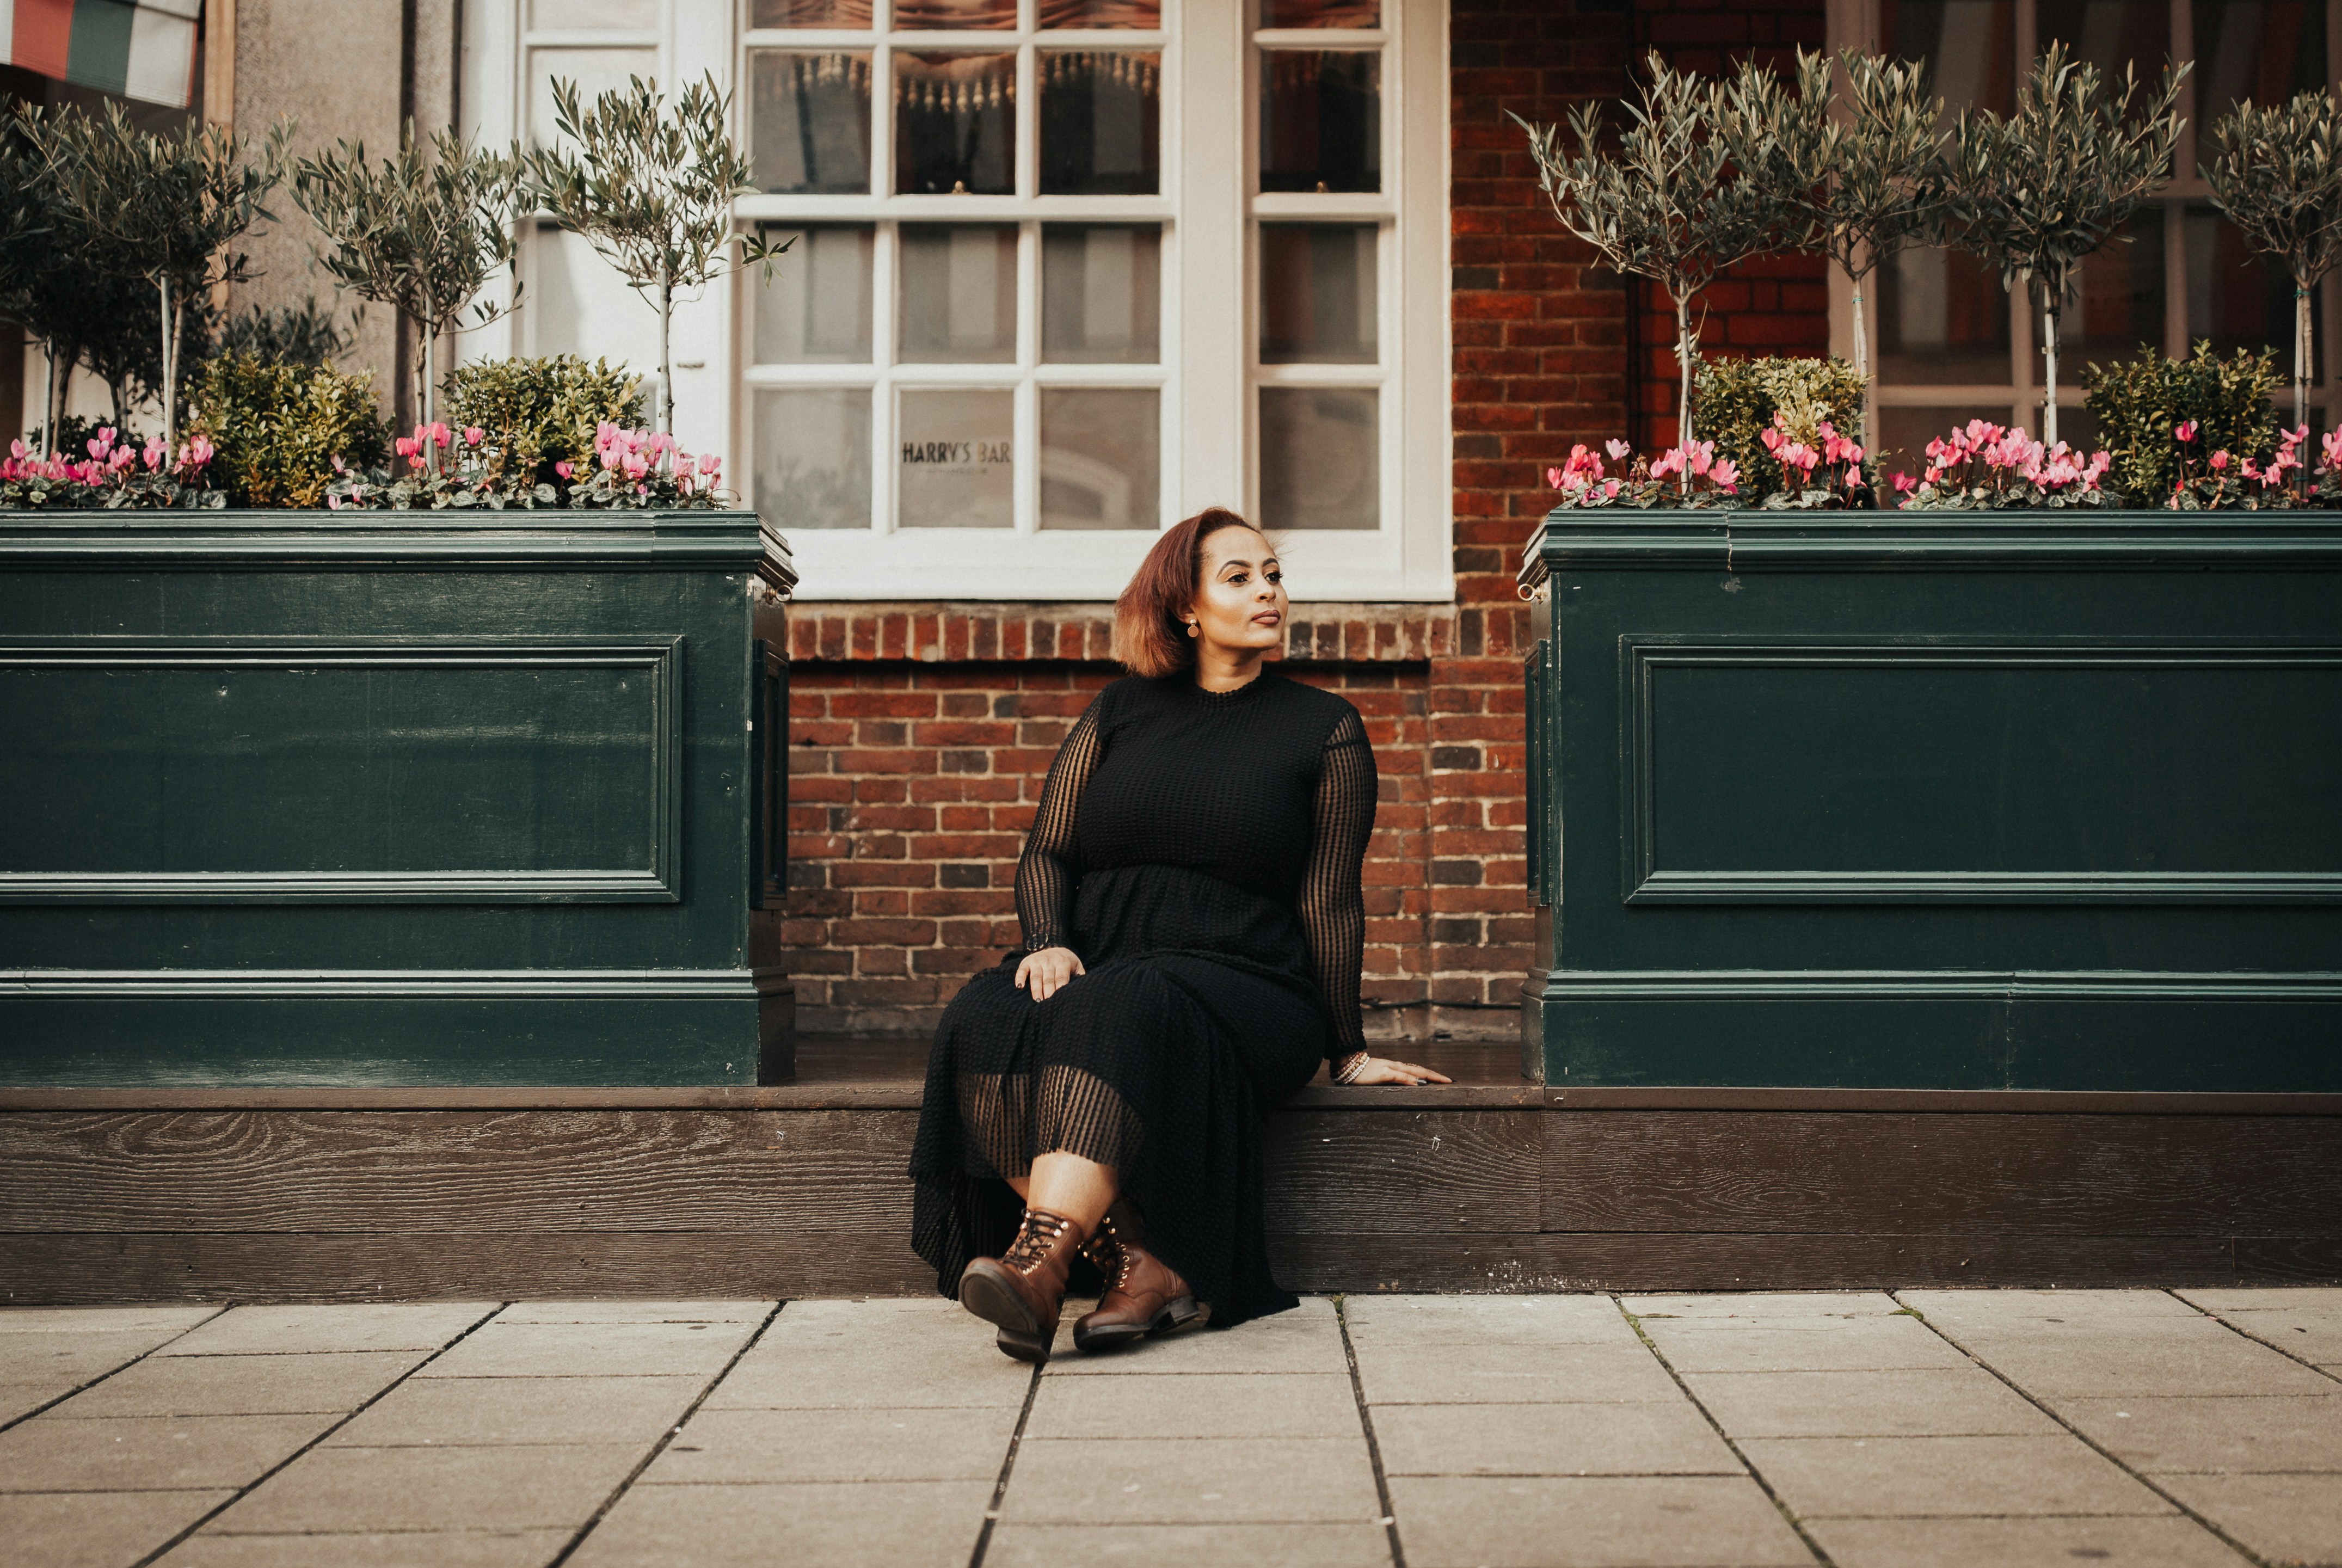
[428,422,452,448]
[2210,451,2230,472]
[395,436,417,459]
[555,460,575,480]
[182,435,213,471]
[702,456,721,481]
[1708,459,1738,492]
[1892,472,1917,494]
[2175,420,2199,442]
[1546,466,1566,490]
[464,426,485,446]
[327,494,342,511]
[142,436,167,471]
[1605,439,1631,461]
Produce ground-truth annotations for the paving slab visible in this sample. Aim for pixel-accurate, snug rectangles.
[491,1301,773,1325]
[567,1480,993,1568]
[0,1413,334,1492]
[1804,1513,2244,1568]
[1933,1325,2339,1400]
[158,1530,569,1567]
[643,1404,1019,1483]
[417,1321,752,1380]
[1344,1295,1639,1345]
[0,1309,222,1336]
[1374,1399,1741,1477]
[708,1326,1032,1409]
[1624,1293,1903,1320]
[1680,1368,2060,1438]
[2177,1289,2342,1370]
[1736,1434,2173,1519]
[1025,1370,1361,1440]
[2057,1393,2342,1474]
[1899,1290,2206,1325]
[327,1375,705,1448]
[1,1380,81,1424]
[159,1305,495,1357]
[1387,1474,1815,1568]
[1047,1298,1354,1374]
[52,1351,431,1418]
[1001,1435,1383,1524]
[1354,1337,1682,1405]
[205,1443,643,1534]
[983,1521,1393,1566]
[0,1488,235,1568]
[2154,1469,2342,1565]
[1,1332,205,1386]
[1638,1320,1974,1375]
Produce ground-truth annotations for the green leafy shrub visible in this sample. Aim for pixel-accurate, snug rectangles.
[2082,342,2282,502]
[212,299,354,368]
[1696,356,1868,502]
[189,353,389,508]
[441,355,646,489]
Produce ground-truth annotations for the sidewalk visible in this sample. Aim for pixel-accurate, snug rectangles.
[4,1289,2337,1567]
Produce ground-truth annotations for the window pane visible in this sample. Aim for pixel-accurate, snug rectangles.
[1041,389,1159,529]
[1879,0,2014,116]
[2038,0,2171,91]
[531,224,660,375]
[530,49,651,147]
[751,52,872,195]
[899,225,1018,362]
[1040,52,1161,195]
[1261,224,1376,364]
[755,226,875,365]
[895,0,1016,28]
[900,390,1015,527]
[2195,0,2329,116]
[1043,225,1161,362]
[1878,244,2012,385]
[532,0,654,28]
[1261,51,1381,193]
[2062,212,2164,367]
[895,52,1016,194]
[1262,0,1380,24]
[751,0,874,23]
[1874,404,2023,483]
[1261,388,1377,529]
[1040,0,1160,27]
[755,389,872,531]
[2187,204,2320,375]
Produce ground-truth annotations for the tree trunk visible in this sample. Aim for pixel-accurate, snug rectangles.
[2039,296,2060,451]
[159,276,178,456]
[41,343,64,459]
[2295,281,2312,439]
[1849,281,1870,448]
[1673,287,1694,491]
[657,269,674,439]
[422,308,437,440]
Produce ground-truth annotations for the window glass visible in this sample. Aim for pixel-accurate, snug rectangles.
[895,52,1017,194]
[1041,389,1159,528]
[899,225,1018,362]
[1262,0,1381,23]
[1043,225,1161,362]
[2186,205,2320,372]
[2063,212,2165,367]
[1039,51,1161,194]
[529,50,651,146]
[751,0,875,23]
[756,226,875,365]
[895,0,1017,28]
[1261,388,1377,528]
[1879,0,2016,114]
[751,52,872,194]
[1878,244,2013,385]
[2038,0,2172,88]
[532,0,655,27]
[2194,0,2330,115]
[900,390,1015,527]
[755,390,872,530]
[1259,51,1380,192]
[532,224,661,370]
[1261,224,1376,364]
[1039,0,1161,26]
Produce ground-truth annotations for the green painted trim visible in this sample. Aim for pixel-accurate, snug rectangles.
[1526,969,2342,1002]
[0,967,796,999]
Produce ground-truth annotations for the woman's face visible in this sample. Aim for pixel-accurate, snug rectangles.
[1188,525,1287,654]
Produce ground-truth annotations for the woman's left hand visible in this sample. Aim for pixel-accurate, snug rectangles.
[1345,1056,1453,1086]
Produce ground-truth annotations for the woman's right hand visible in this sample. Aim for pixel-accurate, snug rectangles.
[1015,945,1085,1001]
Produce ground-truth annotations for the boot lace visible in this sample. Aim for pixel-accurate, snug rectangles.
[1083,1212,1134,1289]
[1005,1209,1073,1275]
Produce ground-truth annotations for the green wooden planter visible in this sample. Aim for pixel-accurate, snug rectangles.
[1518,506,2342,1091]
[0,509,796,1087]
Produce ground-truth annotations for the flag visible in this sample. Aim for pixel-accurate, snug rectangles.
[2,0,202,111]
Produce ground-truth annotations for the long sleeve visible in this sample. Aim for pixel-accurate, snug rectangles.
[1295,708,1378,1060]
[1013,697,1105,953]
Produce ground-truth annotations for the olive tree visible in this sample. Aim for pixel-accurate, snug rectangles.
[1945,42,2184,447]
[2200,88,2342,435]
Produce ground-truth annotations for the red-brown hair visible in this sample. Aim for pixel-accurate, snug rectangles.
[1111,507,1263,678]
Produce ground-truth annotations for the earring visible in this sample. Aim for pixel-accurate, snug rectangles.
[1185,622,1199,637]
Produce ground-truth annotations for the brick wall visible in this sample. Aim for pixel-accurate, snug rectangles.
[779,0,1834,1044]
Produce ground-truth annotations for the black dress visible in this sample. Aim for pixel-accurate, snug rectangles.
[909,668,1378,1328]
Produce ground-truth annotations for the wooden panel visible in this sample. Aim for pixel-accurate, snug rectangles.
[1541,1112,2342,1236]
[1265,1111,1541,1233]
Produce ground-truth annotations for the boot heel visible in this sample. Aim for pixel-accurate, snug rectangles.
[1155,1296,1205,1334]
[994,1326,1051,1364]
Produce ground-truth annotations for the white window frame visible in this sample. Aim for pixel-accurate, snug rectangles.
[463,0,1451,603]
[1829,0,2342,444]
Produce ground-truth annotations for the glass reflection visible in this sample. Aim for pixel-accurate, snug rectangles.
[900,225,1018,363]
[900,390,1015,528]
[533,0,655,27]
[755,226,875,365]
[895,0,1016,27]
[1879,0,2015,115]
[1261,224,1376,364]
[1041,389,1159,530]
[755,389,873,530]
[750,0,873,24]
[2062,212,2165,366]
[1878,244,2013,385]
[751,52,872,194]
[2187,205,2320,373]
[2038,0,2171,91]
[895,52,1016,194]
[1261,0,1380,24]
[1040,52,1161,195]
[1039,0,1161,26]
[1043,225,1161,362]
[1261,51,1380,193]
[2195,1,2329,116]
[1261,388,1377,529]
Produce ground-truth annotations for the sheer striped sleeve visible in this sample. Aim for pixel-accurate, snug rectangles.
[1295,707,1378,1061]
[1013,697,1105,954]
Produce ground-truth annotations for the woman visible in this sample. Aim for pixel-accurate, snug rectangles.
[909,508,1451,1364]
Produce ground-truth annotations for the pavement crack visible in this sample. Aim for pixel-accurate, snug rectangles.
[0,1302,231,1436]
[966,1352,1046,1568]
[2172,1288,2342,1389]
[128,1300,509,1568]
[1334,1295,1408,1568]
[545,1299,788,1568]
[1611,1297,1836,1568]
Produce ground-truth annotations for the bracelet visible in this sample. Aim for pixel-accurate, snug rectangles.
[1333,1051,1370,1085]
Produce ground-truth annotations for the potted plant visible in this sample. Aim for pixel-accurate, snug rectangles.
[2199,89,2342,438]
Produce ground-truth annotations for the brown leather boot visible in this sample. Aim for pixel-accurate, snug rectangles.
[957,1207,1086,1364]
[1073,1200,1205,1354]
